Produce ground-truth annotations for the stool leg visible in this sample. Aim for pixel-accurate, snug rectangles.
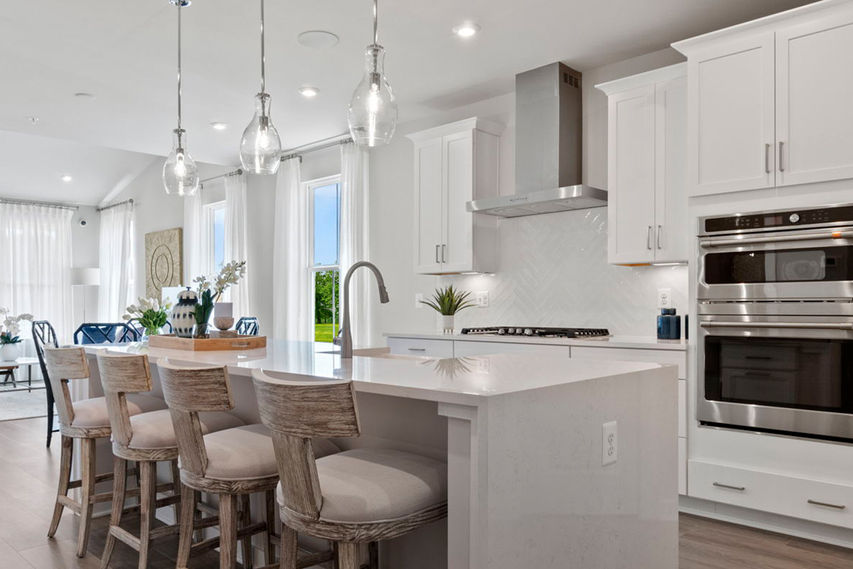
[137,461,156,569]
[220,493,239,569]
[264,489,276,566]
[176,484,196,569]
[170,460,182,523]
[76,437,96,557]
[47,434,73,537]
[280,525,297,569]
[100,456,128,569]
[239,494,253,569]
[337,542,359,569]
[368,542,379,569]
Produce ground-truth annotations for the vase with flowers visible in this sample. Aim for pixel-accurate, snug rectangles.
[123,297,173,345]
[192,260,247,334]
[0,308,33,361]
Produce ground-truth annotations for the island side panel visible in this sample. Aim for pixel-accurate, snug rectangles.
[483,366,679,569]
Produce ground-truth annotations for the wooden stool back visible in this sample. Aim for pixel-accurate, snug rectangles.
[252,371,360,520]
[43,347,90,429]
[96,352,153,448]
[158,361,234,478]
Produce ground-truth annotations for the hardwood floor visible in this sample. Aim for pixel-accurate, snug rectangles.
[1,416,852,568]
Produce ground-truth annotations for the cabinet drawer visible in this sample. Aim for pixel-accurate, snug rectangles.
[678,438,687,496]
[387,338,454,358]
[689,460,853,529]
[571,346,686,379]
[453,340,570,358]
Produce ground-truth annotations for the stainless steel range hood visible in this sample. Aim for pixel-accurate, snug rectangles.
[467,62,607,218]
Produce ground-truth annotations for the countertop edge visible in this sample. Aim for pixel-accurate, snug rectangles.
[384,332,688,351]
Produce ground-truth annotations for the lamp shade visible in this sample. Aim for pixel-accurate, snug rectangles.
[71,267,100,287]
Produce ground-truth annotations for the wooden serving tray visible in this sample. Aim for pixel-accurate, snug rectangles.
[148,332,267,351]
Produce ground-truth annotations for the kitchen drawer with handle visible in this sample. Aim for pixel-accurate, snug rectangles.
[453,340,570,358]
[571,346,686,379]
[689,460,853,529]
[387,337,455,358]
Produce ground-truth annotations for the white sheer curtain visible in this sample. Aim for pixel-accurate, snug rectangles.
[224,174,250,318]
[273,157,313,341]
[182,191,208,286]
[0,203,73,343]
[339,142,374,348]
[98,201,135,319]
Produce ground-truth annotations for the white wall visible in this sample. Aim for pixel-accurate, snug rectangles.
[368,48,688,343]
[70,206,100,325]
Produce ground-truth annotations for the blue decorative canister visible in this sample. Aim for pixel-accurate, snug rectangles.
[171,288,198,338]
[657,308,681,340]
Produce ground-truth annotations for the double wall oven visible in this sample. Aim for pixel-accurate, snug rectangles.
[697,205,853,440]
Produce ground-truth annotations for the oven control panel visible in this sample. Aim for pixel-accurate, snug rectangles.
[703,205,851,234]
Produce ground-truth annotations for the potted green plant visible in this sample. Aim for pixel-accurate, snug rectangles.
[193,288,215,338]
[0,309,33,361]
[419,285,475,334]
[123,297,172,344]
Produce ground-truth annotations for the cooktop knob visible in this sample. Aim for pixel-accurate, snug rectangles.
[789,213,800,223]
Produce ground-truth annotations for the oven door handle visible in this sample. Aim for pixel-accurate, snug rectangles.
[700,321,853,331]
[699,231,853,248]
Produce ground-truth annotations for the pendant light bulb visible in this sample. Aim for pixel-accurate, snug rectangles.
[348,45,397,147]
[240,0,281,174]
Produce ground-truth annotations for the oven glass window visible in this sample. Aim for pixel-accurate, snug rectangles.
[704,337,853,413]
[703,246,853,284]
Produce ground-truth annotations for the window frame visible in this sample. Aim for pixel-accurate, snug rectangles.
[305,174,342,343]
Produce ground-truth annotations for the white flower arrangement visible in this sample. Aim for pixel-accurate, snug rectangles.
[193,260,247,302]
[123,297,173,336]
[0,308,33,344]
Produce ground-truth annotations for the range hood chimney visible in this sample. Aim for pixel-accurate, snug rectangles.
[467,62,607,218]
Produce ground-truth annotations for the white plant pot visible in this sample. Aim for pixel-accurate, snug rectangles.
[0,343,20,362]
[441,315,455,335]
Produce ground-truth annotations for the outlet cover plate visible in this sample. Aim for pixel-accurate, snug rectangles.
[474,291,489,308]
[602,421,617,466]
[657,288,672,309]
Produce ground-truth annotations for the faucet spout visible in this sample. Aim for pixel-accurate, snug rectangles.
[340,261,390,358]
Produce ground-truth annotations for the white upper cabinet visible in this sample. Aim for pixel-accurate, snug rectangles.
[674,1,853,196]
[407,118,502,275]
[598,64,688,265]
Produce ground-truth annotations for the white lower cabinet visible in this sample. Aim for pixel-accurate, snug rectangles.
[386,337,455,358]
[689,460,853,529]
[678,438,688,496]
[453,340,570,358]
[571,346,686,379]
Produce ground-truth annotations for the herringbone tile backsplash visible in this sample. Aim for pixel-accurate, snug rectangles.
[443,208,689,337]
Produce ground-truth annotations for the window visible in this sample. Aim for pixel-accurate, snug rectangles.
[307,176,341,343]
[204,201,226,274]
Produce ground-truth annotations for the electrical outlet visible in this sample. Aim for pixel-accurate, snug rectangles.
[474,291,490,307]
[602,421,617,466]
[657,288,672,309]
[415,293,424,309]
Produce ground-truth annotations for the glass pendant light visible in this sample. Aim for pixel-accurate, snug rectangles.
[347,0,398,147]
[240,0,281,175]
[163,0,199,196]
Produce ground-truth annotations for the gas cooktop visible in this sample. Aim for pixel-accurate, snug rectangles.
[460,326,611,338]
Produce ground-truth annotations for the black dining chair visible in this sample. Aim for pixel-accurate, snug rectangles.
[234,317,259,336]
[127,318,173,336]
[31,320,59,447]
[73,322,138,345]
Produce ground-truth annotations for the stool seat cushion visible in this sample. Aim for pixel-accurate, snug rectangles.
[280,448,447,523]
[202,424,340,481]
[71,394,165,429]
[129,409,245,450]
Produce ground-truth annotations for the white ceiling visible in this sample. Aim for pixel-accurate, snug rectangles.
[0,0,816,200]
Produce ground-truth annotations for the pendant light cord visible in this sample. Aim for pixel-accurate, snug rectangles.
[260,0,266,93]
[176,1,183,135]
[373,0,379,46]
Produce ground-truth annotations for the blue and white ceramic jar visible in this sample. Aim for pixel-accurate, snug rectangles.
[171,288,198,338]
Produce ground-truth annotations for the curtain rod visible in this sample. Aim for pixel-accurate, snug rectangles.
[279,134,353,162]
[200,168,243,186]
[0,197,79,211]
[96,198,134,212]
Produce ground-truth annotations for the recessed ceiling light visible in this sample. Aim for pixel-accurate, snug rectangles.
[453,23,481,38]
[61,175,73,183]
[298,86,319,98]
[210,122,228,131]
[297,30,339,49]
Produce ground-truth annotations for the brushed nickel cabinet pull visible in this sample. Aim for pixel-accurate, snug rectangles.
[442,244,446,263]
[407,347,427,352]
[647,226,653,250]
[765,143,771,174]
[657,225,663,250]
[435,244,440,264]
[713,482,746,492]
[779,141,785,172]
[808,499,846,510]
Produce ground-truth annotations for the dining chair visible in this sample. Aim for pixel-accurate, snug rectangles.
[235,317,260,336]
[74,322,138,345]
[32,320,59,446]
[252,370,448,569]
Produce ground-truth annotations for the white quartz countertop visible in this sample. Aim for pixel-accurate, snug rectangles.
[84,339,676,406]
[384,331,688,351]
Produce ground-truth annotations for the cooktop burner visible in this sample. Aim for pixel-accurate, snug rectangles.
[460,326,611,338]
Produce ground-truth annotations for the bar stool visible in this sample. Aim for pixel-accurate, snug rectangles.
[97,352,245,569]
[252,370,448,569]
[43,347,165,557]
[159,361,338,569]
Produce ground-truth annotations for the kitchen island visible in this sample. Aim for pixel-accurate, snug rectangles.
[82,340,679,569]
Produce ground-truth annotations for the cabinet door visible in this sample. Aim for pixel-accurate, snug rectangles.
[607,85,656,265]
[413,139,444,273]
[442,131,475,273]
[654,76,688,263]
[776,14,853,186]
[688,33,775,196]
[453,340,570,357]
